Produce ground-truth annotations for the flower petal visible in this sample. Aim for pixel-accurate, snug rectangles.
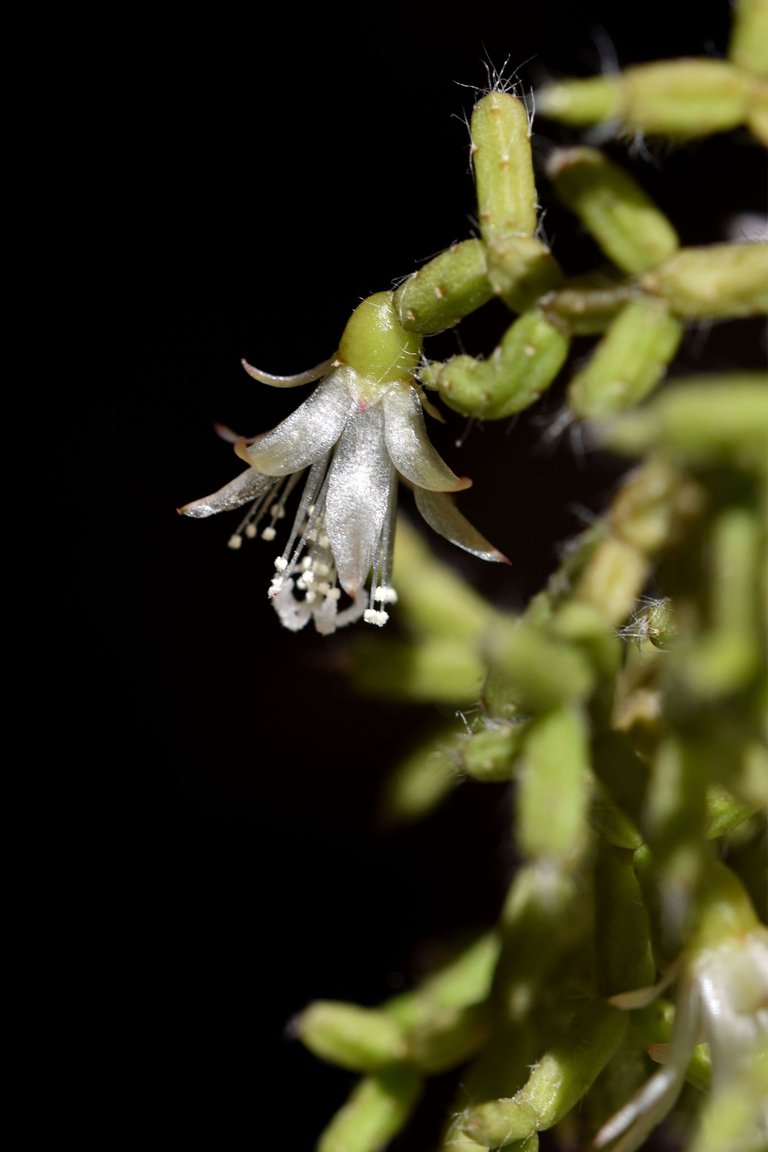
[240,357,335,388]
[325,405,394,595]
[594,979,699,1152]
[414,488,509,563]
[177,468,275,518]
[236,367,356,476]
[383,385,471,491]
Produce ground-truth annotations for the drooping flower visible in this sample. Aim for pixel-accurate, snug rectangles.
[179,292,507,634]
[595,862,768,1152]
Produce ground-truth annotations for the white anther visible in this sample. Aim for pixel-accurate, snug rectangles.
[228,534,243,550]
[319,535,330,548]
[305,591,317,603]
[245,524,257,539]
[274,556,288,572]
[373,585,398,604]
[268,576,284,597]
[363,608,389,627]
[300,556,313,571]
[261,526,276,541]
[325,587,341,602]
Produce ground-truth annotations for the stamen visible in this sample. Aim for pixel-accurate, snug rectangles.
[364,608,390,627]
[268,575,285,597]
[228,534,243,550]
[373,585,398,604]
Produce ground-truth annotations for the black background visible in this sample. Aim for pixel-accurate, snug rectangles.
[73,3,764,1146]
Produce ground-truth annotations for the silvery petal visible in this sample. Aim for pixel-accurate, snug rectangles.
[383,385,470,491]
[414,488,509,563]
[177,468,275,518]
[237,367,356,476]
[325,405,394,595]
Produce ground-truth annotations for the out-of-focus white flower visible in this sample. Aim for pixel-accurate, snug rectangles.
[179,292,506,634]
[595,863,768,1152]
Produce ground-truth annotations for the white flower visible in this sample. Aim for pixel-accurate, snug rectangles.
[179,293,506,634]
[595,865,768,1152]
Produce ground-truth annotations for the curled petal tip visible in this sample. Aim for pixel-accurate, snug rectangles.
[240,356,333,388]
[233,437,252,465]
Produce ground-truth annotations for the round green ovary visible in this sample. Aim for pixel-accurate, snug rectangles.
[338,291,423,385]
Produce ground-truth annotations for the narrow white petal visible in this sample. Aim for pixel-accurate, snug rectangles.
[325,405,394,595]
[608,962,681,1010]
[383,385,471,491]
[177,468,275,518]
[240,357,334,388]
[237,367,356,476]
[414,488,509,563]
[594,1066,684,1152]
[595,979,700,1152]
